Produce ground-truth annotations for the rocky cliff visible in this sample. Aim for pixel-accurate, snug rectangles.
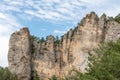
[8,12,120,80]
[8,28,31,80]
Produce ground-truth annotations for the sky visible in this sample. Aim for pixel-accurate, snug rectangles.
[0,0,120,67]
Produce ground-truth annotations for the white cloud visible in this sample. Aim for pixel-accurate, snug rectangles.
[80,0,106,4]
[0,12,21,67]
[1,0,119,23]
[54,30,67,34]
[0,0,86,23]
[0,36,9,67]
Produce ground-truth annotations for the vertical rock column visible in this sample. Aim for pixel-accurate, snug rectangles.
[46,35,55,68]
[8,28,31,80]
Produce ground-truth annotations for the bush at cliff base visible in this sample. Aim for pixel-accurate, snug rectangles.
[0,67,16,80]
[64,39,120,80]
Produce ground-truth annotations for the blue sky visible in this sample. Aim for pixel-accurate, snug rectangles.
[0,0,120,67]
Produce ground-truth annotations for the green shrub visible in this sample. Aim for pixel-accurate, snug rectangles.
[0,67,16,80]
[114,14,120,23]
[48,75,58,80]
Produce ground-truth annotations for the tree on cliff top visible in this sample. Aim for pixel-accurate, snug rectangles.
[114,13,120,23]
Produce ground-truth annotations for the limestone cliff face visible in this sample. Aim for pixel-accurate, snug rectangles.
[8,28,31,80]
[8,12,120,80]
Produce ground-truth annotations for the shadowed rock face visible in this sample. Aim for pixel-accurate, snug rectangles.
[8,12,120,80]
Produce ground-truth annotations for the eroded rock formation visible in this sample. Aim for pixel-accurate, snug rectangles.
[8,28,31,80]
[8,12,120,80]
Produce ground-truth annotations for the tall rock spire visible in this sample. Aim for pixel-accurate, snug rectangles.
[8,28,31,80]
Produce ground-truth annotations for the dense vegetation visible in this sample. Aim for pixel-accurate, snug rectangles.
[0,67,16,80]
[0,66,41,80]
[107,13,120,23]
[114,13,120,23]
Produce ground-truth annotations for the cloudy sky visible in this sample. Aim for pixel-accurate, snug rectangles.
[0,0,120,67]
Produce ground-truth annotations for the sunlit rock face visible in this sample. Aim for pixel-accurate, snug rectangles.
[8,28,31,80]
[8,12,120,80]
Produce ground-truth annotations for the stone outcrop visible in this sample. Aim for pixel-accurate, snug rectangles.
[8,12,120,80]
[8,28,31,80]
